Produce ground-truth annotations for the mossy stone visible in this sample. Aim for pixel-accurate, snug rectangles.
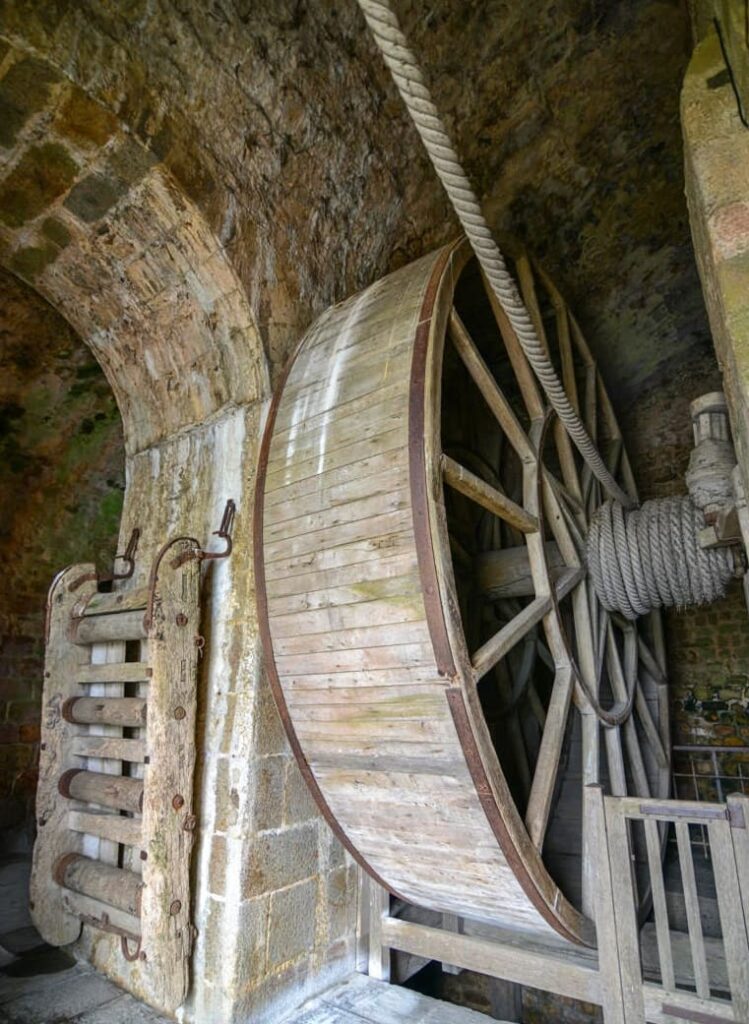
[54,89,118,148]
[63,173,127,223]
[106,137,157,186]
[0,58,62,147]
[9,243,58,280]
[0,142,79,227]
[41,216,72,248]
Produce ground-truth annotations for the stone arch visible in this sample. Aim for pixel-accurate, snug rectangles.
[0,40,270,460]
[0,42,310,1023]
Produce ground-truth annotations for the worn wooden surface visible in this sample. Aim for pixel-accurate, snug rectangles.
[139,536,201,1013]
[260,242,579,942]
[259,237,669,946]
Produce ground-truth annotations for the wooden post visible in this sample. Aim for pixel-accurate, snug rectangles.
[368,880,391,982]
[140,537,201,1013]
[441,912,462,975]
[356,866,371,974]
[726,794,749,1018]
[585,785,627,1024]
[30,564,98,947]
[604,795,647,1023]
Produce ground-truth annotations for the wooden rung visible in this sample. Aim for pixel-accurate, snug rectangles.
[60,888,141,941]
[72,609,147,645]
[63,696,146,728]
[72,735,147,763]
[76,662,151,685]
[67,810,142,848]
[441,454,538,534]
[59,768,143,814]
[54,853,143,917]
[81,586,148,617]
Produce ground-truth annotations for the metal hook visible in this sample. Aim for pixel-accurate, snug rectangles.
[112,528,141,580]
[201,499,236,561]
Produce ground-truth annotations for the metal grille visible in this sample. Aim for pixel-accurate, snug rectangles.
[672,744,749,858]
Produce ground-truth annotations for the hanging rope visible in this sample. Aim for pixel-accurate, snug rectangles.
[356,0,634,509]
[587,497,734,620]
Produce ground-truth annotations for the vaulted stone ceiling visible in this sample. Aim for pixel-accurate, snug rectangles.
[0,0,709,403]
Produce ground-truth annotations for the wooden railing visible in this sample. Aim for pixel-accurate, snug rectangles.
[588,786,749,1024]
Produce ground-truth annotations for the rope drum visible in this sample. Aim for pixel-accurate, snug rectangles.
[587,497,735,620]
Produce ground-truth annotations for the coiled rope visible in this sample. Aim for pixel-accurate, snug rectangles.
[356,0,634,508]
[587,497,734,620]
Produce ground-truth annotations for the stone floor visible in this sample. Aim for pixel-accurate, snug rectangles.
[0,946,496,1024]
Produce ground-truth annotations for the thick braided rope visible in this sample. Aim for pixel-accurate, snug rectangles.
[587,497,734,619]
[356,0,634,508]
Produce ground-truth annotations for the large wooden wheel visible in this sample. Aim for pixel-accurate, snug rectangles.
[254,237,670,945]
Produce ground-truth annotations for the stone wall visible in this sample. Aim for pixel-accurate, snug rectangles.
[681,28,749,750]
[0,270,123,843]
[0,39,356,1023]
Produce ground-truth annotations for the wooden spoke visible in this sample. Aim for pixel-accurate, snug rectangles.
[635,682,669,771]
[449,309,535,463]
[636,633,667,685]
[604,724,628,797]
[494,661,532,801]
[525,663,574,849]
[471,567,583,680]
[441,454,538,534]
[606,624,651,798]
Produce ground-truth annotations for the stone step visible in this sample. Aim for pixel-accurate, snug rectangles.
[284,973,500,1024]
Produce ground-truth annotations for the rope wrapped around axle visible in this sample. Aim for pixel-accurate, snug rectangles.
[587,497,734,620]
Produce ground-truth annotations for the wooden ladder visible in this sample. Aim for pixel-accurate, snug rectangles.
[30,538,202,1014]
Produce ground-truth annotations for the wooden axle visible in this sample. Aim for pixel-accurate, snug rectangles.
[53,853,143,917]
[476,543,566,599]
[58,768,144,814]
[62,696,147,728]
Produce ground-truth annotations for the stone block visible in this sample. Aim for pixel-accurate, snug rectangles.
[54,89,118,148]
[7,700,40,724]
[319,821,346,873]
[0,143,79,227]
[106,138,157,187]
[322,864,357,945]
[208,834,227,895]
[267,877,317,967]
[0,58,62,147]
[199,896,227,987]
[64,173,128,224]
[254,755,285,832]
[241,821,318,898]
[284,760,318,826]
[213,757,239,833]
[253,679,288,756]
[232,895,270,990]
[40,216,72,249]
[9,243,58,280]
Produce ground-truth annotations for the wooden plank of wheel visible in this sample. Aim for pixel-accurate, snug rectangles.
[255,237,670,945]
